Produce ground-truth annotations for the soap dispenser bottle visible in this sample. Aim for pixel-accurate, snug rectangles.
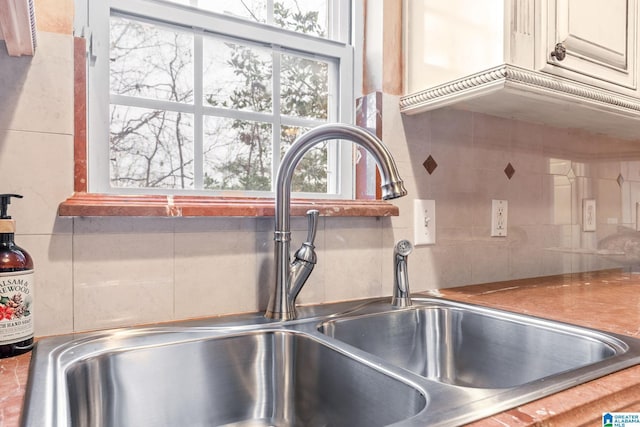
[0,194,34,358]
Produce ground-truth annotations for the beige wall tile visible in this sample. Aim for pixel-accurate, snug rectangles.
[429,244,473,289]
[323,217,384,301]
[470,240,510,284]
[507,172,544,226]
[0,32,73,134]
[473,113,512,171]
[17,234,73,337]
[388,160,417,230]
[388,98,639,288]
[0,130,73,234]
[382,94,412,164]
[511,120,544,174]
[73,233,174,331]
[174,231,258,318]
[74,217,174,234]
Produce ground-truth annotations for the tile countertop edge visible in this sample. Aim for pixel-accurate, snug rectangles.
[2,269,640,426]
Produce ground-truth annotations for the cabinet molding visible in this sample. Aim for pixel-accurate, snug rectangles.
[401,64,640,140]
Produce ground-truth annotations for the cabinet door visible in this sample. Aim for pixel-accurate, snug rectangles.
[545,0,637,89]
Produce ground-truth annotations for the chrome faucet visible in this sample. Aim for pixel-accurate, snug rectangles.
[265,123,408,320]
[392,239,413,307]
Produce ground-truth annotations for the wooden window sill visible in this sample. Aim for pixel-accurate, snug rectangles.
[58,193,400,217]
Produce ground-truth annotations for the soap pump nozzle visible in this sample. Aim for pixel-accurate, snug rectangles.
[0,194,23,220]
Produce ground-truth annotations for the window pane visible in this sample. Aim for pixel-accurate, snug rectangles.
[191,0,267,23]
[203,117,273,191]
[281,126,328,193]
[280,53,328,120]
[110,16,194,103]
[90,0,351,196]
[110,105,194,189]
[274,0,328,38]
[160,0,329,38]
[203,37,272,113]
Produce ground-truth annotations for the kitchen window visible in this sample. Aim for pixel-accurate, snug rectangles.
[77,0,360,201]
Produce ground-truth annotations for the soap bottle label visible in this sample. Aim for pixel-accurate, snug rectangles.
[0,270,34,345]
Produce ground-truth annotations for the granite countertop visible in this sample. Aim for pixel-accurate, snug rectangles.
[2,270,640,426]
[0,348,31,426]
[438,269,640,426]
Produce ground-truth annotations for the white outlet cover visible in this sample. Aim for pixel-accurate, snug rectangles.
[414,199,436,246]
[491,200,508,237]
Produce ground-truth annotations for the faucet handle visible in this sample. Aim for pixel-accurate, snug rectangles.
[288,210,319,303]
[305,209,320,245]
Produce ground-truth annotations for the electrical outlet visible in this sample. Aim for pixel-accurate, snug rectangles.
[583,199,596,232]
[414,199,436,245]
[491,200,508,237]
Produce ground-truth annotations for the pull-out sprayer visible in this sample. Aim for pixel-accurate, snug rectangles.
[392,239,413,307]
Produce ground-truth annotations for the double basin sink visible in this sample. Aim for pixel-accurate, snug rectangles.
[22,297,640,426]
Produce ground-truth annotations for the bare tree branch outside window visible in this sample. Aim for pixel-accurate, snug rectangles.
[108,1,333,194]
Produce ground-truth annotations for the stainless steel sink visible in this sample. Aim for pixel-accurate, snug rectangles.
[320,300,623,389]
[21,297,640,426]
[26,328,425,427]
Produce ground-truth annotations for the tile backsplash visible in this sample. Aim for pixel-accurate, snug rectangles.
[1,29,639,337]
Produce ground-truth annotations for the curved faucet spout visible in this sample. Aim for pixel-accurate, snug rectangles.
[265,123,408,320]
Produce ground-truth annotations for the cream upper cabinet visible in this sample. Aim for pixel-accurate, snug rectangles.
[543,0,636,90]
[403,0,514,95]
[401,0,640,140]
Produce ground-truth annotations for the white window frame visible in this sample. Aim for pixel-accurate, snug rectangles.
[76,0,358,199]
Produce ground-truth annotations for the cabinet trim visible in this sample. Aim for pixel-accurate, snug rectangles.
[400,64,640,140]
[401,64,640,114]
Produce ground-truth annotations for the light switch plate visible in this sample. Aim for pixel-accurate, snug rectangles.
[414,199,436,246]
[583,199,596,232]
